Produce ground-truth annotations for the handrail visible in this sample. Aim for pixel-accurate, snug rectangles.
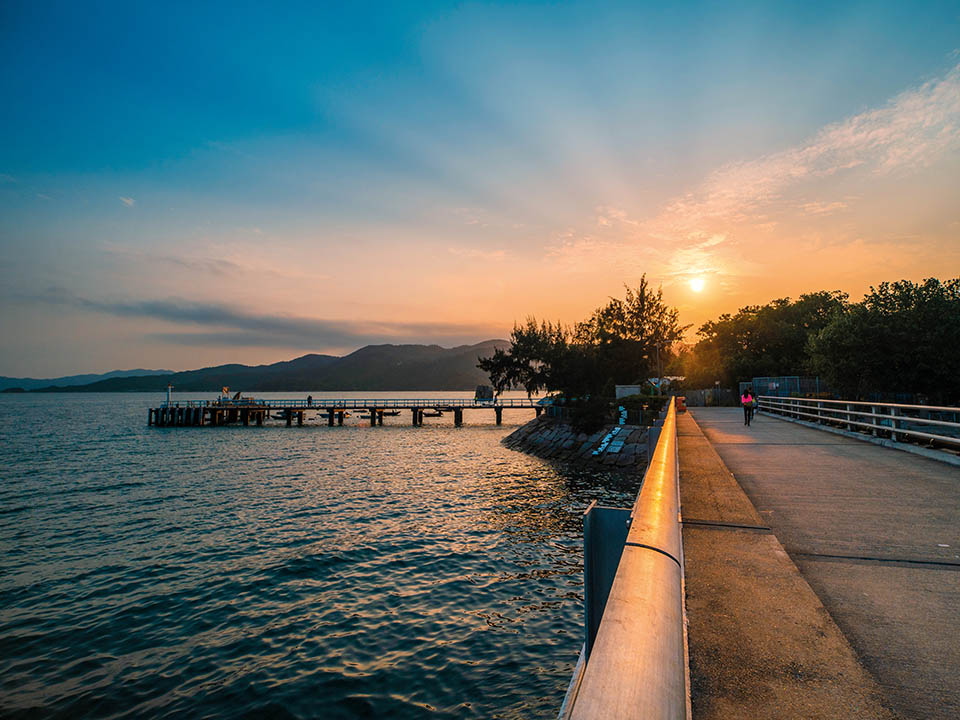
[159,397,549,409]
[759,396,959,413]
[627,398,682,563]
[758,396,960,448]
[567,398,687,719]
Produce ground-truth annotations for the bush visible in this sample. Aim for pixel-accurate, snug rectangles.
[570,396,615,434]
[617,394,669,425]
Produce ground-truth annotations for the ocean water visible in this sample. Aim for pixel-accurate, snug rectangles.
[0,392,641,719]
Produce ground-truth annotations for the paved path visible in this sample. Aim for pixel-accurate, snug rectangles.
[689,407,960,720]
[678,410,894,719]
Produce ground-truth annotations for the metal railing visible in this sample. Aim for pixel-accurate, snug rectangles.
[758,396,960,447]
[160,397,549,409]
[563,398,687,719]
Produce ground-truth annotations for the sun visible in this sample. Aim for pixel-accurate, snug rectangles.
[689,276,705,293]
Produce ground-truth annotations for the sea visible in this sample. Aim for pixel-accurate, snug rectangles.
[0,391,642,719]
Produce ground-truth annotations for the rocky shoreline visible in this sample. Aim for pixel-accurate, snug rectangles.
[502,416,650,468]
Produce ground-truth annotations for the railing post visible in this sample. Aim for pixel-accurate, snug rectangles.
[817,400,823,424]
[890,407,899,442]
[871,406,878,436]
[846,404,853,431]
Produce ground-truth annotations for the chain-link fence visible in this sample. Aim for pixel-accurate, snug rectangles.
[745,376,823,398]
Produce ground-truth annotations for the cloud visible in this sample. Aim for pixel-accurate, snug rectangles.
[447,246,506,261]
[547,230,653,272]
[99,243,332,283]
[41,292,504,349]
[101,244,244,276]
[119,196,135,207]
[595,206,639,228]
[546,62,960,283]
[0,174,17,183]
[653,63,960,237]
[800,200,848,216]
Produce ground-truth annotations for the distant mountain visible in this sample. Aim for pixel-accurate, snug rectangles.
[29,340,509,392]
[0,368,172,391]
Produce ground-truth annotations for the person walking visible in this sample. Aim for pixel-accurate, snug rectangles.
[741,387,755,426]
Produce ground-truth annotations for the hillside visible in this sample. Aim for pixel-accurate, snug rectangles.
[0,368,172,391]
[31,340,508,392]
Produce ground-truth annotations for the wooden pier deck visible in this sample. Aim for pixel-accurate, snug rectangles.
[148,397,546,428]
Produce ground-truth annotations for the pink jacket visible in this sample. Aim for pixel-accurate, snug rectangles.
[741,394,754,405]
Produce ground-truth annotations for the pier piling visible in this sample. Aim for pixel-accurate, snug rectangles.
[149,397,544,429]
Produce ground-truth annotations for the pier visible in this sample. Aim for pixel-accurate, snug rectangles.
[148,397,546,428]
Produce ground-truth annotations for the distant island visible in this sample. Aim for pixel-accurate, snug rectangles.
[6,341,508,393]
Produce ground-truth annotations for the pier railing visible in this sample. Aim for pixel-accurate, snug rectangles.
[758,396,960,447]
[160,397,548,409]
[563,397,687,719]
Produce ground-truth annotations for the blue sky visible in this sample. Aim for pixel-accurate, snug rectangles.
[1,1,959,375]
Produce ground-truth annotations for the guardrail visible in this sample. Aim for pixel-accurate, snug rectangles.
[562,397,687,720]
[160,397,549,409]
[758,396,960,448]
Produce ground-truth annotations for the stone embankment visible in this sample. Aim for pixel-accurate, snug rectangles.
[502,416,649,468]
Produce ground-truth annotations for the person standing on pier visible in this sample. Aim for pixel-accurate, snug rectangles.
[741,387,755,426]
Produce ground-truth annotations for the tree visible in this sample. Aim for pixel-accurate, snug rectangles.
[478,277,688,398]
[478,318,569,397]
[809,278,960,402]
[574,278,689,387]
[685,290,848,387]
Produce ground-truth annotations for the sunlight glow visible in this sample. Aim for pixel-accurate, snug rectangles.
[689,276,705,293]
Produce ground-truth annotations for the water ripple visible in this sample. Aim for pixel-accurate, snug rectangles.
[0,392,641,718]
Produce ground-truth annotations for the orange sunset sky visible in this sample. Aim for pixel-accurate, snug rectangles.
[1,2,958,376]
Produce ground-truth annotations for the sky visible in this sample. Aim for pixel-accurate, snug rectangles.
[1,0,958,376]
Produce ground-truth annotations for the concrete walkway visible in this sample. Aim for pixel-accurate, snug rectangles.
[689,407,960,720]
[679,410,894,719]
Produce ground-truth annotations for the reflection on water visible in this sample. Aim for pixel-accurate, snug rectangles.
[0,392,641,719]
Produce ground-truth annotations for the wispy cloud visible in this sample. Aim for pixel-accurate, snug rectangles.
[448,246,506,261]
[101,244,243,276]
[547,62,960,283]
[652,62,960,237]
[800,200,848,216]
[119,196,135,207]
[99,243,331,282]
[39,292,504,349]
